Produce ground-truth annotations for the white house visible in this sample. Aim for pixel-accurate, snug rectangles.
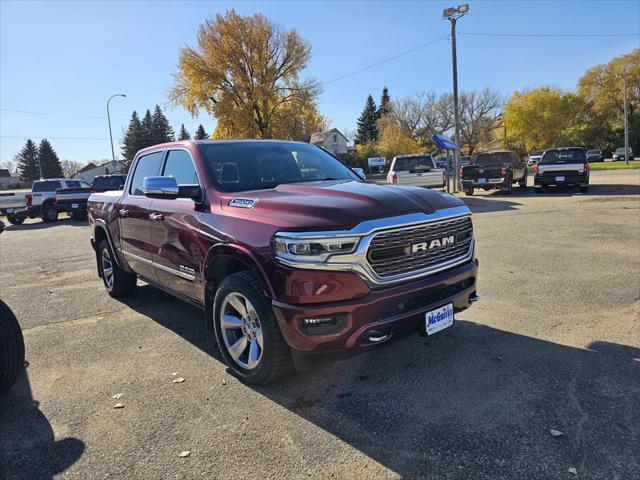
[310,128,349,155]
[73,161,124,182]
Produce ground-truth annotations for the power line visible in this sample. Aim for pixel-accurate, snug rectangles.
[459,32,640,38]
[0,108,205,126]
[324,36,446,85]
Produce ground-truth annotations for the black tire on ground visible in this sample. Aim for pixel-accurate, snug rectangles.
[501,176,513,195]
[213,271,292,384]
[98,240,136,298]
[534,187,543,194]
[0,299,25,393]
[580,186,588,193]
[42,204,58,223]
[6,214,25,225]
[519,171,527,188]
[464,186,474,196]
[71,210,87,221]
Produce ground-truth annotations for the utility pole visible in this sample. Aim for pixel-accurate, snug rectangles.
[443,4,469,192]
[623,70,629,165]
[107,94,127,167]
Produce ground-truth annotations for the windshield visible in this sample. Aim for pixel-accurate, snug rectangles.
[475,152,515,165]
[540,148,586,164]
[199,141,358,193]
[587,150,601,155]
[392,155,435,172]
[615,148,631,154]
[530,150,543,156]
[93,176,126,189]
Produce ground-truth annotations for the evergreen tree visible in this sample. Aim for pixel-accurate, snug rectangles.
[378,86,391,118]
[151,104,175,143]
[16,139,40,181]
[194,124,208,140]
[121,111,144,169]
[178,124,191,140]
[355,95,379,144]
[141,109,155,148]
[37,139,63,178]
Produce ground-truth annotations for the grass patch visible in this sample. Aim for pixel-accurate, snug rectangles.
[588,160,640,170]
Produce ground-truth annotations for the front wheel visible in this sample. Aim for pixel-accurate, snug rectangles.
[0,300,25,392]
[213,272,292,384]
[98,240,136,298]
[6,214,25,225]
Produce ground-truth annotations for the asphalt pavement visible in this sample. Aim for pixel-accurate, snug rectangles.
[0,169,638,479]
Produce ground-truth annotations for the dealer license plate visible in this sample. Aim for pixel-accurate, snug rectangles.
[7,208,13,213]
[425,303,454,335]
[477,178,486,184]
[71,203,79,209]
[555,176,565,182]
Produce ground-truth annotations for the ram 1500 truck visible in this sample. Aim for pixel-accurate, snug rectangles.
[88,140,479,384]
[534,147,590,193]
[460,150,528,196]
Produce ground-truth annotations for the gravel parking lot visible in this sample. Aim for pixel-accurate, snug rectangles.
[1,169,638,480]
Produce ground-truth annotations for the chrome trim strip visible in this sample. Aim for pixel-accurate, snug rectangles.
[537,163,586,173]
[121,250,196,281]
[274,206,474,287]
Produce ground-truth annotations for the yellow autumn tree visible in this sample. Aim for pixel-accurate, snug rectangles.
[170,10,324,140]
[377,123,423,160]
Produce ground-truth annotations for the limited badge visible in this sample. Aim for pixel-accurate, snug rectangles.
[229,198,257,209]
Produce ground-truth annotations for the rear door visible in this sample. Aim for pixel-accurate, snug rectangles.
[149,148,204,302]
[119,151,164,280]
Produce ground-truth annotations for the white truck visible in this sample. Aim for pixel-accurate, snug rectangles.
[0,179,90,225]
[387,154,446,189]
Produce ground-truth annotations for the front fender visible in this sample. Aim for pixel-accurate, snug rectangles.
[202,243,275,299]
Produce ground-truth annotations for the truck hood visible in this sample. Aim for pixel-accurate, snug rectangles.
[219,180,464,230]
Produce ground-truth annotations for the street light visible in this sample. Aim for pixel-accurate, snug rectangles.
[443,4,470,192]
[107,94,126,167]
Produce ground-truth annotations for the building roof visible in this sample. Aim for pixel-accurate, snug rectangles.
[310,128,348,144]
[75,162,98,174]
[0,169,11,178]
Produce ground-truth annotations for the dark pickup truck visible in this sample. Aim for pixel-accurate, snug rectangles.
[88,140,479,384]
[56,174,127,221]
[534,147,590,193]
[460,151,528,196]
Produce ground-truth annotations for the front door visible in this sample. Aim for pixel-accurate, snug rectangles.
[149,149,205,302]
[119,150,164,281]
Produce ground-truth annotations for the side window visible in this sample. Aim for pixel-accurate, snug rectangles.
[129,151,164,195]
[162,150,198,185]
[66,180,80,188]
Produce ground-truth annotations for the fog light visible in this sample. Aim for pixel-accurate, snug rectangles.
[303,317,335,326]
[299,314,347,335]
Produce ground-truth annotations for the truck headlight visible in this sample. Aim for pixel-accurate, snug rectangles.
[274,235,359,263]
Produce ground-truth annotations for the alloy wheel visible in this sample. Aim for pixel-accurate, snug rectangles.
[101,248,114,290]
[219,292,263,370]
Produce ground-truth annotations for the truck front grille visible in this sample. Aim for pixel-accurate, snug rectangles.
[366,216,473,278]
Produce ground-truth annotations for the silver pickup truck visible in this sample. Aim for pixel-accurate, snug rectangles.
[0,179,90,225]
[387,154,446,189]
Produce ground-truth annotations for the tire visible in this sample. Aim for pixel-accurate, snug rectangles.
[464,186,474,196]
[213,271,292,384]
[0,300,25,393]
[98,240,136,298]
[6,214,25,225]
[534,187,542,194]
[501,176,513,195]
[519,171,527,188]
[71,210,87,221]
[42,204,58,223]
[580,186,588,193]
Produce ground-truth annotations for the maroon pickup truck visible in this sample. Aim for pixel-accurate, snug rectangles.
[88,140,479,383]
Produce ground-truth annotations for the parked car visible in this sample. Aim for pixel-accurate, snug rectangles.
[460,150,528,196]
[0,299,25,392]
[528,150,544,167]
[534,147,590,193]
[387,154,446,189]
[55,175,126,221]
[0,178,91,225]
[586,149,604,162]
[88,140,479,384]
[612,147,634,161]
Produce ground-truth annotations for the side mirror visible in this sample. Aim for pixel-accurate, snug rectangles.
[143,176,202,201]
[352,167,366,179]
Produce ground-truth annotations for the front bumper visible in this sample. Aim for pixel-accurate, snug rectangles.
[272,258,478,369]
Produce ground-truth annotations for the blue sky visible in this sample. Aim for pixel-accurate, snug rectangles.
[1,0,638,165]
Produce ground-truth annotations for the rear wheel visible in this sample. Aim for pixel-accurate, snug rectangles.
[501,176,513,194]
[463,186,474,196]
[6,214,25,225]
[580,186,588,193]
[519,171,527,188]
[0,300,25,392]
[42,204,58,223]
[99,240,136,297]
[213,271,292,384]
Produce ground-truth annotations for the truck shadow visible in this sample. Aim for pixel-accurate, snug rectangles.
[459,197,523,213]
[0,365,85,479]
[1,217,88,232]
[478,183,640,198]
[121,288,640,479]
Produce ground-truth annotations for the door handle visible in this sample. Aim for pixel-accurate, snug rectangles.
[118,209,129,217]
[149,213,164,222]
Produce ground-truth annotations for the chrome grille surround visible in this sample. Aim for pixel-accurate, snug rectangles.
[274,205,474,287]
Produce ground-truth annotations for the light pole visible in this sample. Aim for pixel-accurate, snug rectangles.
[107,94,126,167]
[443,4,469,192]
[622,69,629,165]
